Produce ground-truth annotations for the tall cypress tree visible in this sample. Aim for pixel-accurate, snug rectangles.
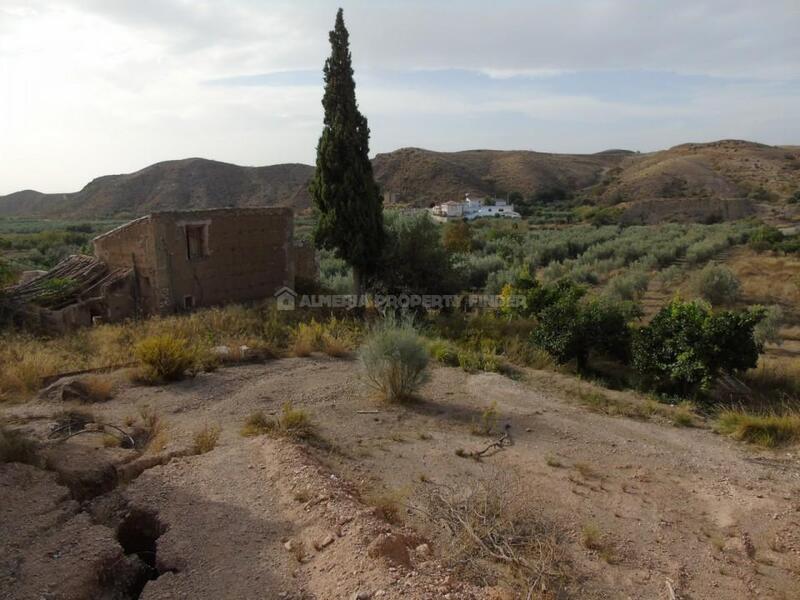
[309,8,384,294]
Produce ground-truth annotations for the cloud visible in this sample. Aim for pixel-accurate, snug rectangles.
[0,0,798,193]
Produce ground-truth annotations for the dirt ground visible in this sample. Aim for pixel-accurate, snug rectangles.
[2,356,799,599]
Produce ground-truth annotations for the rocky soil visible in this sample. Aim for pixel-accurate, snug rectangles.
[2,357,799,599]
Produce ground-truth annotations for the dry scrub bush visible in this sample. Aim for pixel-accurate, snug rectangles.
[77,376,114,402]
[133,335,197,383]
[290,318,359,357]
[419,474,568,596]
[470,401,499,436]
[134,405,168,452]
[240,402,313,439]
[360,320,429,402]
[0,335,79,401]
[241,410,274,437]
[741,357,800,401]
[363,488,407,524]
[503,338,556,370]
[192,424,221,454]
[717,409,800,448]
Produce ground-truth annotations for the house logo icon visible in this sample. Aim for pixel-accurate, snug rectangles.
[274,286,297,311]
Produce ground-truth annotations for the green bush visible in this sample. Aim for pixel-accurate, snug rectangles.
[604,269,649,302]
[451,341,502,374]
[378,211,461,294]
[428,338,459,366]
[632,299,764,397]
[134,335,197,382]
[692,265,740,305]
[533,294,631,372]
[457,348,483,373]
[753,305,784,346]
[360,319,429,402]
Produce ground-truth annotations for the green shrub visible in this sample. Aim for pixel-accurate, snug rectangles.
[428,338,459,366]
[692,265,740,305]
[604,269,649,302]
[632,299,764,397]
[134,335,197,382]
[533,295,631,372]
[378,211,461,294]
[360,319,429,402]
[753,305,783,346]
[456,342,500,373]
[457,349,483,373]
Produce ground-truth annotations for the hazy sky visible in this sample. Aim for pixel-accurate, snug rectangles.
[1,0,799,194]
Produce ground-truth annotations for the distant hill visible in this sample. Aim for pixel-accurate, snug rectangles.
[1,140,798,221]
[0,159,314,219]
[597,140,799,203]
[372,147,633,205]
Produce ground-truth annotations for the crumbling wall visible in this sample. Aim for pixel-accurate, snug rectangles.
[151,208,294,312]
[93,217,159,314]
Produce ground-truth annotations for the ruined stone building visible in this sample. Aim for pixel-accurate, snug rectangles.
[6,208,316,330]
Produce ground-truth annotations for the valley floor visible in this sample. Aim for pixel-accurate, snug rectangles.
[2,357,799,599]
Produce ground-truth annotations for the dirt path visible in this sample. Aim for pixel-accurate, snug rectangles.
[2,357,799,599]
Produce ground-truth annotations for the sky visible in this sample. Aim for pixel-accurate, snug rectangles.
[1,0,799,194]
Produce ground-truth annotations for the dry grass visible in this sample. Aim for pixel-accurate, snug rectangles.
[544,454,564,468]
[419,474,569,596]
[192,423,221,454]
[277,402,312,438]
[0,304,295,402]
[240,410,274,437]
[78,375,114,402]
[740,357,800,402]
[0,338,76,402]
[240,402,313,440]
[290,318,360,358]
[580,523,618,563]
[504,338,557,370]
[321,334,349,357]
[581,523,603,550]
[728,251,800,312]
[470,401,499,436]
[572,387,699,427]
[363,488,406,524]
[134,405,168,453]
[716,409,800,448]
[0,305,361,402]
[133,335,198,383]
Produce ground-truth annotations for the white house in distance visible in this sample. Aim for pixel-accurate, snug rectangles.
[430,192,521,222]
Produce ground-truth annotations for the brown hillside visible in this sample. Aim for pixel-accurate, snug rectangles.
[1,140,798,220]
[598,139,800,205]
[0,159,314,219]
[372,147,632,205]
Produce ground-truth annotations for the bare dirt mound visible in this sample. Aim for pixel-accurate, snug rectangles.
[600,140,800,218]
[2,357,799,599]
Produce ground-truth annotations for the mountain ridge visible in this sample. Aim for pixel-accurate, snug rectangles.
[1,140,798,220]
